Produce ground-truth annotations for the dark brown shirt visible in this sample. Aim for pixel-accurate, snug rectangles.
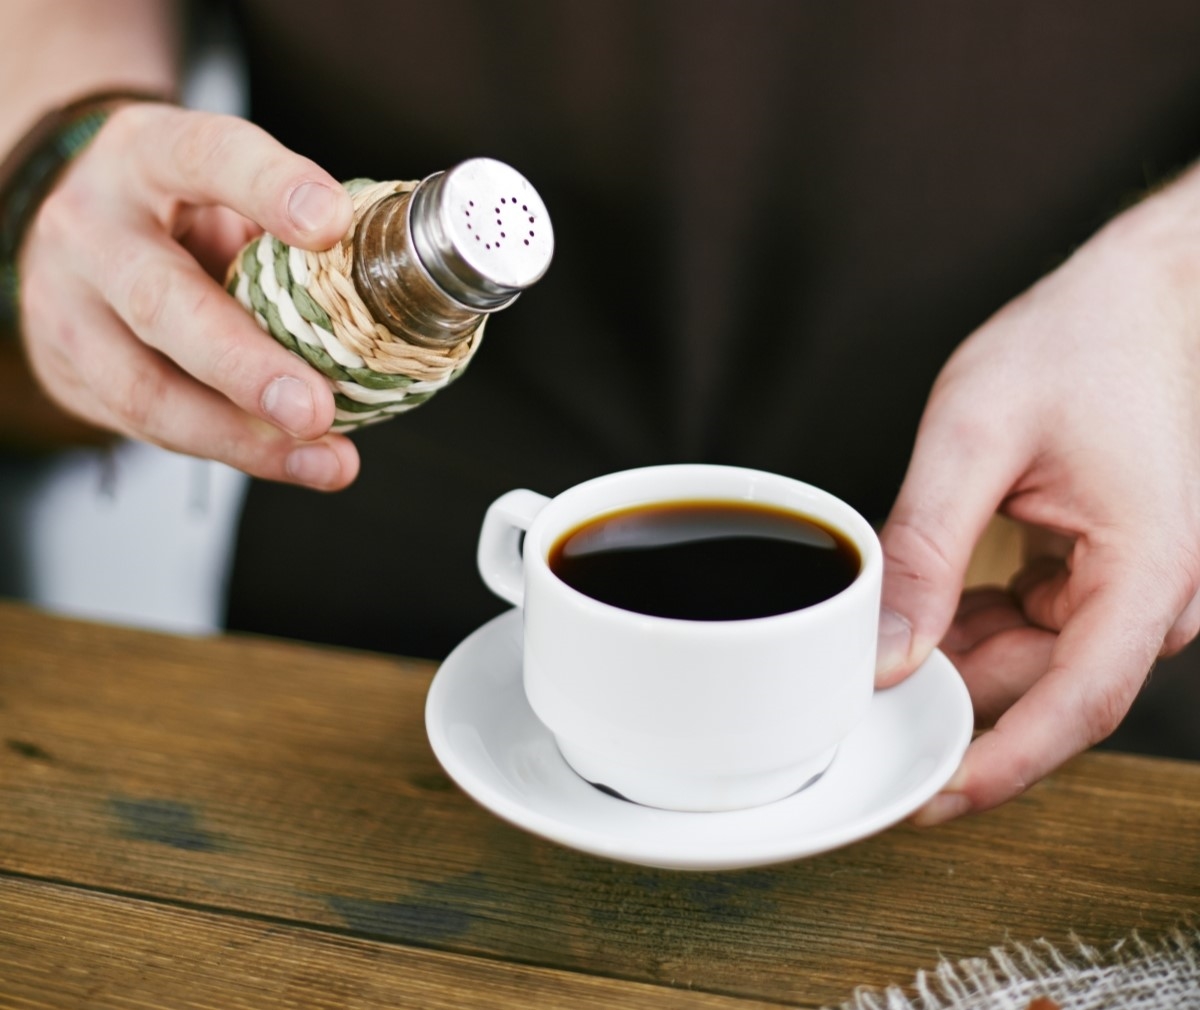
[222,1,1200,660]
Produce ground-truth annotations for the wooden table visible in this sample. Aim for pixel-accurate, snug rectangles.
[1,600,1197,1009]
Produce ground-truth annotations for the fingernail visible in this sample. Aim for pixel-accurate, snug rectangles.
[285,444,341,488]
[262,376,314,436]
[911,792,971,827]
[287,182,340,234]
[876,607,913,680]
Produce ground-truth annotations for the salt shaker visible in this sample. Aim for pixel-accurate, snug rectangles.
[225,158,553,431]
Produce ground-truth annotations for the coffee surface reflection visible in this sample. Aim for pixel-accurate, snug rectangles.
[548,500,861,621]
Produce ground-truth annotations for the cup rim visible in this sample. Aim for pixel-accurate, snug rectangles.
[521,463,882,629]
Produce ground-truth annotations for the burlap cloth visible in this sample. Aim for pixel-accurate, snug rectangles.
[829,926,1200,1010]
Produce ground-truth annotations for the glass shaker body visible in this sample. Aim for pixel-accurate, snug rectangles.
[355,158,554,349]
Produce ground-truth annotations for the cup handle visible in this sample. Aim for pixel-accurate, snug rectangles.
[477,489,550,608]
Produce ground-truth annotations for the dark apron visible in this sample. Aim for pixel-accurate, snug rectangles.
[224,0,1200,696]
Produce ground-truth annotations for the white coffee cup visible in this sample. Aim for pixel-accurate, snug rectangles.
[476,464,882,812]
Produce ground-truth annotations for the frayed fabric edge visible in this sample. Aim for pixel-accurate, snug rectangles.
[830,923,1200,1010]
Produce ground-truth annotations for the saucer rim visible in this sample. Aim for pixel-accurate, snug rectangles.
[425,609,973,870]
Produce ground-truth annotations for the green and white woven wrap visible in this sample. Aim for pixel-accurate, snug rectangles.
[225,179,486,432]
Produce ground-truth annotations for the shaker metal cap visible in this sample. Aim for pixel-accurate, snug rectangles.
[409,157,554,311]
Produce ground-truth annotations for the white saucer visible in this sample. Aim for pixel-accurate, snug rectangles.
[425,609,973,871]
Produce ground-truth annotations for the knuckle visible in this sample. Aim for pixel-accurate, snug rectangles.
[206,331,256,403]
[32,185,84,247]
[170,112,284,201]
[108,359,170,435]
[207,423,291,480]
[964,729,1033,811]
[123,259,173,334]
[26,180,112,281]
[1076,677,1135,747]
[883,514,958,587]
[251,153,305,209]
[1020,575,1070,633]
[98,101,160,150]
[1161,624,1195,657]
[1171,537,1200,601]
[172,112,241,179]
[1162,602,1200,656]
[1135,537,1200,656]
[987,764,1030,810]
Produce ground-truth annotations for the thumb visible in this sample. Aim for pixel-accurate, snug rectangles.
[131,107,354,251]
[877,413,1024,687]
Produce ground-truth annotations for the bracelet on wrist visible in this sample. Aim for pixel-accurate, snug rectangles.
[0,88,173,332]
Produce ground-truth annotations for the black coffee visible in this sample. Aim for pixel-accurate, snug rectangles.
[548,500,860,621]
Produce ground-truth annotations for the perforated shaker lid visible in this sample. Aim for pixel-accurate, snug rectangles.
[408,158,554,311]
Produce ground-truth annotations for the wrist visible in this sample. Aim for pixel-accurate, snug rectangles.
[0,88,173,332]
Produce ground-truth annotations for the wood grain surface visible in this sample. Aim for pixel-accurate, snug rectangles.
[0,876,782,1009]
[2,600,1198,1008]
